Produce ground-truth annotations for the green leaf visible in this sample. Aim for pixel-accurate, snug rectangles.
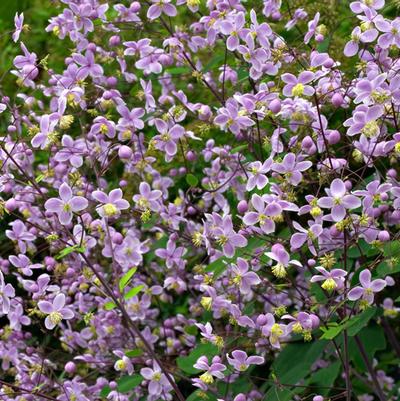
[100,385,111,397]
[306,361,341,396]
[263,340,327,401]
[231,144,248,154]
[104,302,117,310]
[117,374,143,393]
[320,324,344,340]
[125,349,143,358]
[347,307,377,336]
[124,284,145,300]
[186,174,199,187]
[177,343,219,375]
[119,267,138,292]
[348,325,386,371]
[320,308,377,340]
[55,245,86,260]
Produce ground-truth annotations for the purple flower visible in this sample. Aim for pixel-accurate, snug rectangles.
[72,50,104,80]
[354,73,389,105]
[132,182,162,212]
[12,12,24,43]
[117,105,145,136]
[353,180,391,211]
[350,0,384,14]
[147,0,177,20]
[272,153,312,186]
[304,12,320,44]
[317,179,361,221]
[348,269,386,305]
[12,43,39,87]
[153,119,185,161]
[38,293,74,329]
[219,12,246,51]
[226,350,264,371]
[9,254,42,276]
[258,313,289,349]
[243,194,295,234]
[44,183,88,225]
[343,25,377,57]
[31,113,59,149]
[0,271,15,314]
[212,215,247,257]
[231,258,260,294]
[214,99,254,135]
[376,18,400,49]
[54,135,86,168]
[246,158,272,191]
[290,221,323,255]
[282,312,320,334]
[92,188,130,218]
[281,71,315,97]
[140,363,172,400]
[155,239,186,269]
[310,266,347,291]
[193,355,226,385]
[6,220,36,254]
[265,243,302,278]
[113,350,134,375]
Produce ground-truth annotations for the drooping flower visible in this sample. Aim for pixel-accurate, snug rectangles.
[193,356,226,385]
[310,266,347,291]
[265,244,302,278]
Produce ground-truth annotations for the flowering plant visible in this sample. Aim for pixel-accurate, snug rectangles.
[0,1,399,401]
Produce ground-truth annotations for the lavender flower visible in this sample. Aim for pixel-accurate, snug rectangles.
[317,179,361,221]
[38,293,74,329]
[310,266,347,291]
[348,269,386,306]
[44,183,88,225]
[92,188,130,218]
[0,271,15,314]
[230,258,261,294]
[226,350,264,371]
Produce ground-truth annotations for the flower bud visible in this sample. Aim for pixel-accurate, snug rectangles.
[331,93,343,107]
[269,99,281,113]
[65,362,76,374]
[328,130,341,144]
[378,230,390,242]
[237,200,248,214]
[5,198,17,211]
[118,145,133,160]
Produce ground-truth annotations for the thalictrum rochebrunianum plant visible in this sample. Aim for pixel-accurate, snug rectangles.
[0,0,399,400]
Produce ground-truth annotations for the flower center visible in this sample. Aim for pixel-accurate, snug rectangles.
[49,311,63,326]
[321,278,337,291]
[292,83,305,97]
[103,203,118,217]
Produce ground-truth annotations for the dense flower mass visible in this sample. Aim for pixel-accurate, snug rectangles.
[0,1,400,401]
